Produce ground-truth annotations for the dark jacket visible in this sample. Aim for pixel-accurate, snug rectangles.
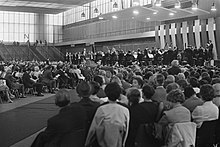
[126,102,159,147]
[22,72,35,88]
[31,103,87,147]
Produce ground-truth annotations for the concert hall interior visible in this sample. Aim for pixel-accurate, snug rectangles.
[0,0,220,147]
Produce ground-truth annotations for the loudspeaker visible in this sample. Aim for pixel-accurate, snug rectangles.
[214,60,220,67]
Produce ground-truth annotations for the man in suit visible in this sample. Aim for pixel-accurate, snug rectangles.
[22,68,44,96]
[41,65,56,93]
[5,68,26,98]
[31,89,87,147]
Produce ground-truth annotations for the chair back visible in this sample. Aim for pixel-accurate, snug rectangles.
[166,122,197,147]
[196,120,218,147]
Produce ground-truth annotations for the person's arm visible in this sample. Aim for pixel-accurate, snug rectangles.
[85,107,104,147]
[123,109,130,147]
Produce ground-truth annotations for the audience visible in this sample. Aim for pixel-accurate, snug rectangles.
[85,82,129,147]
[192,84,219,128]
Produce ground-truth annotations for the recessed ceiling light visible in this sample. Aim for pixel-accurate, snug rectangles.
[153,12,157,15]
[133,10,139,15]
[132,17,134,19]
[112,15,118,19]
[169,12,174,16]
[146,17,150,20]
[99,17,104,20]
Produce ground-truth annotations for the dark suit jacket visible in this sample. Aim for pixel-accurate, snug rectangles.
[41,69,54,84]
[31,103,87,147]
[22,72,35,88]
[5,73,17,89]
[78,98,100,134]
[126,102,158,147]
[167,66,181,75]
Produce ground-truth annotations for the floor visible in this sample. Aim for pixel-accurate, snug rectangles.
[0,93,55,147]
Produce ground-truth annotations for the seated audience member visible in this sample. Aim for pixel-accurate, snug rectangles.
[159,89,191,126]
[182,86,203,112]
[85,82,129,147]
[166,82,179,94]
[176,79,188,91]
[22,68,44,96]
[31,89,87,147]
[0,65,14,103]
[94,75,106,98]
[189,77,200,94]
[89,81,104,104]
[163,75,175,88]
[192,84,219,128]
[167,60,181,75]
[41,65,56,93]
[212,83,220,107]
[5,68,26,98]
[116,73,131,90]
[152,74,167,102]
[76,80,100,134]
[126,85,161,147]
[31,66,42,80]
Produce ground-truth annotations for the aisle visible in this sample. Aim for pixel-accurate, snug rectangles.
[0,89,79,147]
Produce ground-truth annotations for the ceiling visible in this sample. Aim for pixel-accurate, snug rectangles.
[100,0,220,23]
[0,0,95,14]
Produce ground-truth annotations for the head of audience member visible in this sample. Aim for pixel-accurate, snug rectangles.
[127,88,141,106]
[94,75,104,86]
[24,68,31,74]
[111,75,122,87]
[144,71,153,81]
[201,72,210,79]
[184,86,196,99]
[34,66,40,72]
[201,76,211,84]
[76,80,92,98]
[164,75,175,88]
[184,71,190,79]
[199,79,209,86]
[178,73,185,80]
[171,60,179,67]
[177,79,188,91]
[142,84,155,100]
[211,78,220,85]
[55,89,70,107]
[213,83,220,97]
[155,74,165,86]
[132,76,143,89]
[116,73,123,81]
[167,89,185,104]
[189,77,200,88]
[200,84,215,102]
[166,82,180,93]
[90,81,100,96]
[105,82,121,102]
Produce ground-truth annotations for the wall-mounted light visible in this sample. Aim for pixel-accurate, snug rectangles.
[113,2,118,8]
[192,0,198,10]
[211,3,216,11]
[155,0,162,7]
[175,1,181,8]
